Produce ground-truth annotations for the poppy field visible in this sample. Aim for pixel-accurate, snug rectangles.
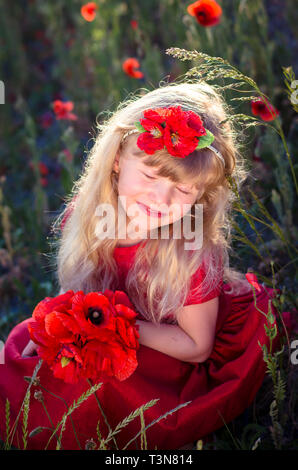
[0,0,298,451]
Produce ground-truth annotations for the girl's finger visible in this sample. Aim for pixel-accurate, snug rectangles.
[22,340,37,357]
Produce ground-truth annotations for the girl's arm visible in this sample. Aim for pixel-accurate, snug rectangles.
[23,289,218,363]
[135,296,219,363]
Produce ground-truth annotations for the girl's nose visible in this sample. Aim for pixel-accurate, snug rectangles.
[148,182,171,207]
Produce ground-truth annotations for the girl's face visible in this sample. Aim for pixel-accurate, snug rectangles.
[114,136,200,238]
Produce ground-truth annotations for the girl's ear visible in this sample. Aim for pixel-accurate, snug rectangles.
[113,152,120,173]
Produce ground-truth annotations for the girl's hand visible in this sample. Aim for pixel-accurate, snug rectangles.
[22,339,38,357]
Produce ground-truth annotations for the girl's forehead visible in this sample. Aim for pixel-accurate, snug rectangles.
[121,134,200,189]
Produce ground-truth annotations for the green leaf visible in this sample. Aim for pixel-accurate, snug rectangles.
[134,122,146,133]
[61,357,71,368]
[196,129,215,149]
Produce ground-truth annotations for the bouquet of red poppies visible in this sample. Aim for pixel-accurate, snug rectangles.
[27,289,140,384]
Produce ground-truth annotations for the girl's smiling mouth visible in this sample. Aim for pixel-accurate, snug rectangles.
[137,201,166,218]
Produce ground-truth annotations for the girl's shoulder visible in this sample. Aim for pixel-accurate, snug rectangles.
[184,258,223,306]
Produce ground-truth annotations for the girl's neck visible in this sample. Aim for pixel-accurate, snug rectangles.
[116,237,145,247]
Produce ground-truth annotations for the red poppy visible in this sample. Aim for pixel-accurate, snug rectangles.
[251,97,279,122]
[137,106,208,158]
[70,291,117,339]
[122,58,144,79]
[81,2,97,22]
[28,289,139,384]
[136,108,166,154]
[39,162,49,176]
[52,344,84,384]
[29,161,49,177]
[130,19,138,30]
[163,107,207,158]
[28,291,76,344]
[245,272,262,292]
[52,100,78,121]
[137,124,165,155]
[187,0,222,27]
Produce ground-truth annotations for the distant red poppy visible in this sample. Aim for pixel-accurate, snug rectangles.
[122,58,144,79]
[39,162,49,176]
[187,0,222,27]
[251,97,279,122]
[81,2,97,22]
[29,161,49,177]
[130,19,138,30]
[52,100,78,121]
[245,272,262,292]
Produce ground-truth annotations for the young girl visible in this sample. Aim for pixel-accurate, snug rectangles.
[0,82,280,450]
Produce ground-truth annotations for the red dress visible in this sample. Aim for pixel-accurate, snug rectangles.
[0,241,280,450]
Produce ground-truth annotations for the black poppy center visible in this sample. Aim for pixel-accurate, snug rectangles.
[88,307,103,325]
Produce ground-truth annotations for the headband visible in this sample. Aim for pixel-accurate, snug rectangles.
[121,106,225,166]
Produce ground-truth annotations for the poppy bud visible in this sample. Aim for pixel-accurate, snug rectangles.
[34,390,44,402]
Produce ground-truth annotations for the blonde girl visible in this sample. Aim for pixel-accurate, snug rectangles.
[1,81,280,450]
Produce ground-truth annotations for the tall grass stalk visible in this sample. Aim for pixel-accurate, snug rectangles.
[44,380,103,450]
[4,399,10,450]
[22,390,30,450]
[7,359,43,448]
[99,399,159,449]
[86,378,118,450]
[122,400,192,450]
[28,381,82,449]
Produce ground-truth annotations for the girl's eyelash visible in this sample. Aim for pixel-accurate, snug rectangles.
[143,173,155,180]
[142,172,190,195]
[177,188,191,195]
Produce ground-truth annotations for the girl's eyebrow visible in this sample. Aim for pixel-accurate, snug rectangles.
[132,149,145,156]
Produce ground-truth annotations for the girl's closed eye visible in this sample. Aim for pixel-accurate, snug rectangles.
[142,172,156,180]
[176,187,191,195]
[142,171,191,195]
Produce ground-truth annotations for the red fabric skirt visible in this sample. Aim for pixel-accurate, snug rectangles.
[0,283,281,450]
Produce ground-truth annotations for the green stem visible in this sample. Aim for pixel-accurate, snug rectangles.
[38,384,81,450]
[275,119,298,196]
[40,400,63,450]
[86,379,119,450]
[8,360,43,447]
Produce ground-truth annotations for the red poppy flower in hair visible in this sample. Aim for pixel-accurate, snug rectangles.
[134,106,215,158]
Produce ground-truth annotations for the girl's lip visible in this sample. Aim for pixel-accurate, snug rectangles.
[137,202,165,218]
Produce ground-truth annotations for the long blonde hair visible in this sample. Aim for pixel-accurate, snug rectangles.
[51,81,251,324]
